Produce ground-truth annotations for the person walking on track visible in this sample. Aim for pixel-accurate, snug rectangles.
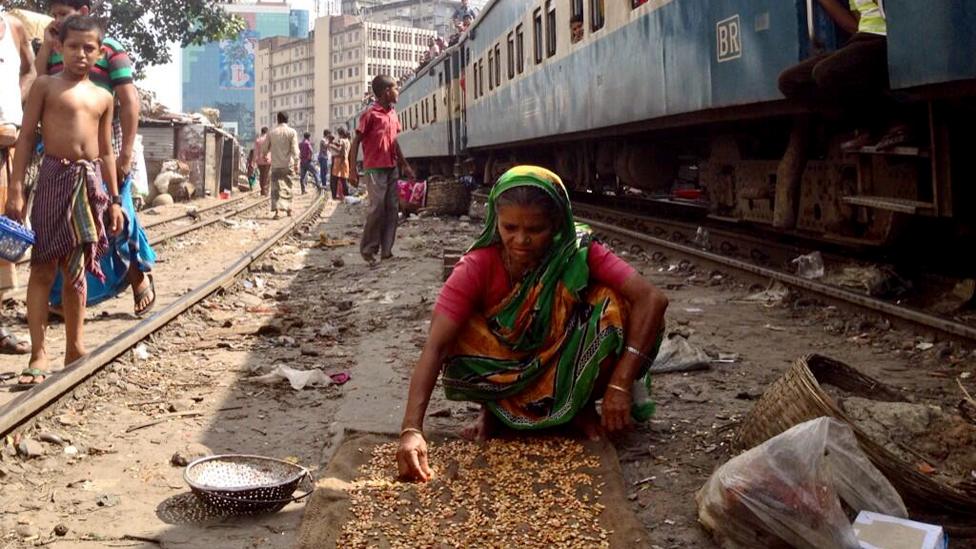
[298,132,319,195]
[348,75,414,266]
[260,112,299,219]
[254,127,271,196]
[318,129,332,195]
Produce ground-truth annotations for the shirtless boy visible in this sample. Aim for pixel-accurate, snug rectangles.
[5,15,123,385]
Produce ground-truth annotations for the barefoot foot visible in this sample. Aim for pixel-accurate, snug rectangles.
[461,406,497,442]
[572,403,604,441]
[64,348,88,366]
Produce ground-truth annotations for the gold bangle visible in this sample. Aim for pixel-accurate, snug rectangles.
[400,427,425,440]
[607,383,631,395]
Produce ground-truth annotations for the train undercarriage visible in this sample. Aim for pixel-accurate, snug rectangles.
[438,96,976,260]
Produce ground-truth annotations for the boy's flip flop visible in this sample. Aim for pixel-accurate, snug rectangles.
[134,274,156,317]
[10,367,48,392]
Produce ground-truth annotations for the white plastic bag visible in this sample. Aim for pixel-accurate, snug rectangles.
[131,134,150,198]
[697,417,907,549]
[249,365,333,390]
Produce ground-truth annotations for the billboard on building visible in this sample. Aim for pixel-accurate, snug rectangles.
[184,6,307,143]
[219,30,259,90]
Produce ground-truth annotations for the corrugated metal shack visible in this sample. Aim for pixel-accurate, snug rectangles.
[139,120,241,198]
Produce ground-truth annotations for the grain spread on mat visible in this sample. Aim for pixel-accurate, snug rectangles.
[338,438,612,548]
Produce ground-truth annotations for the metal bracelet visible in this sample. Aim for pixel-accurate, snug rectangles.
[400,427,425,440]
[607,383,631,395]
[625,344,654,364]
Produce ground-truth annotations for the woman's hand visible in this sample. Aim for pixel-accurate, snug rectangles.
[396,431,433,482]
[601,385,633,433]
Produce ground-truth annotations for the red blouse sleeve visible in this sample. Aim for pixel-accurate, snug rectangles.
[434,248,491,325]
[588,241,637,290]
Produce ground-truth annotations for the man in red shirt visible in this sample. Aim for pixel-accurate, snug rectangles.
[349,75,414,266]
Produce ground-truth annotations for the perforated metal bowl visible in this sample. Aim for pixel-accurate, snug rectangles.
[183,454,312,515]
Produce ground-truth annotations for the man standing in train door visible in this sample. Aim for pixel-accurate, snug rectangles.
[349,75,414,267]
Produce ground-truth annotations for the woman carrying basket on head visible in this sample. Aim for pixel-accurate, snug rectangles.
[396,166,669,482]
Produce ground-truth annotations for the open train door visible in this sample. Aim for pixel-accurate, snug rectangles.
[444,48,464,159]
[455,39,468,157]
[444,57,455,158]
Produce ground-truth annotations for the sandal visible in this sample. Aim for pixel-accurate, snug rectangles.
[0,328,30,355]
[134,274,156,317]
[11,367,47,392]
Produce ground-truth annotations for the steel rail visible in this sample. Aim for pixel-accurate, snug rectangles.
[142,192,258,230]
[148,197,270,246]
[0,194,326,437]
[580,217,976,342]
[14,193,264,267]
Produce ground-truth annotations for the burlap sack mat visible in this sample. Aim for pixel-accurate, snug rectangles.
[297,431,650,548]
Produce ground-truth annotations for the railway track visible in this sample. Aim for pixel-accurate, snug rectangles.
[0,193,326,437]
[472,191,976,344]
[12,192,268,267]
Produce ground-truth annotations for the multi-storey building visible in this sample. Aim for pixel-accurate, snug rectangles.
[340,0,487,38]
[254,16,436,139]
[255,36,317,136]
[324,16,436,131]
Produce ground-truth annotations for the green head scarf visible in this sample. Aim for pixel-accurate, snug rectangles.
[472,166,592,351]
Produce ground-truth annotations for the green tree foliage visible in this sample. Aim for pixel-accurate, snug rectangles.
[7,0,245,67]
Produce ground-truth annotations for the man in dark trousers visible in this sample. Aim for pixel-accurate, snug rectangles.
[298,132,318,194]
[773,0,899,229]
[348,75,414,266]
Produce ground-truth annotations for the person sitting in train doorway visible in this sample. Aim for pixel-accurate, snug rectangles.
[773,0,908,229]
[348,75,414,267]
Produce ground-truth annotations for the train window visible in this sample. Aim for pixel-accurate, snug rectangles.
[507,32,515,79]
[516,24,525,74]
[494,44,502,85]
[478,60,485,97]
[591,0,605,31]
[545,1,556,58]
[487,48,494,90]
[570,0,584,44]
[432,93,437,122]
[533,8,543,64]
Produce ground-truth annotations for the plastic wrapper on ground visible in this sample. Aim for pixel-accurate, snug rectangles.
[697,417,907,549]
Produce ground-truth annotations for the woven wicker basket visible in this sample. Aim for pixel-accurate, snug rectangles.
[735,354,976,518]
[424,177,471,216]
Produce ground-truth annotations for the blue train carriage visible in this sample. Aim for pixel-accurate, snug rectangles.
[395,43,466,178]
[462,0,810,185]
[460,0,974,247]
[864,0,976,243]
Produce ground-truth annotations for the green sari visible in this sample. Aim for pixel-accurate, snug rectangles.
[442,166,658,429]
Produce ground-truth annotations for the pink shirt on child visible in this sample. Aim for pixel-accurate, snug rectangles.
[434,242,636,325]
